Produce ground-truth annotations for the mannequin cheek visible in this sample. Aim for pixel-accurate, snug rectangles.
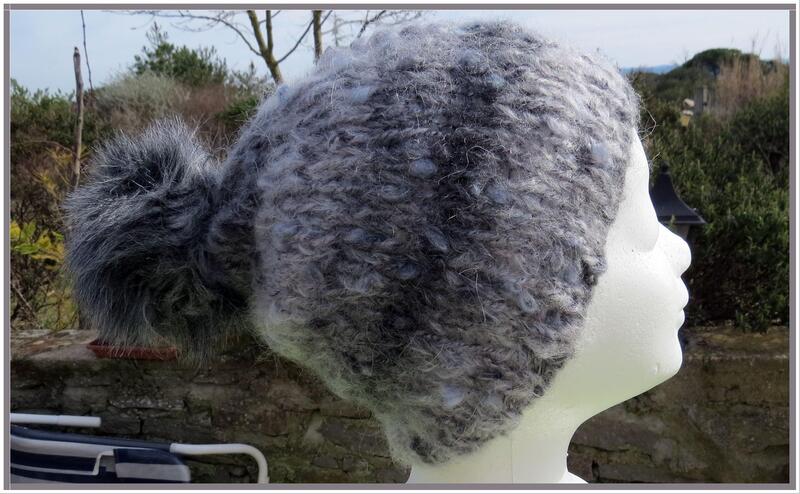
[620,249,685,381]
[562,245,685,405]
[591,250,682,372]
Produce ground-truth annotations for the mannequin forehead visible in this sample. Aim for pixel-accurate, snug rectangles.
[607,132,658,242]
[627,132,651,186]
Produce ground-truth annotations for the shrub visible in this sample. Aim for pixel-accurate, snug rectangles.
[9,81,98,331]
[10,220,77,331]
[711,55,789,119]
[94,71,188,133]
[217,94,261,130]
[640,77,789,330]
[133,22,229,87]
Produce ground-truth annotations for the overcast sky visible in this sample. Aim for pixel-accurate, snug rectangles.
[9,9,791,94]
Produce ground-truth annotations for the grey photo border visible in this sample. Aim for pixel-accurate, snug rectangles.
[2,2,796,492]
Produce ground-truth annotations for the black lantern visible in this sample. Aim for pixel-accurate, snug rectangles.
[649,162,706,240]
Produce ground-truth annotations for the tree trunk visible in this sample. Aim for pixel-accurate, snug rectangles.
[312,10,323,62]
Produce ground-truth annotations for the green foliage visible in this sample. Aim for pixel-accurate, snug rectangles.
[219,62,272,132]
[10,220,65,265]
[10,218,78,331]
[9,81,92,332]
[638,71,789,330]
[216,94,261,129]
[726,79,790,179]
[132,22,229,87]
[643,65,714,104]
[11,80,74,156]
[10,78,110,235]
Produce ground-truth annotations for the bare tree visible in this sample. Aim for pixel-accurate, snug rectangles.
[324,10,423,44]
[120,10,422,84]
[121,10,332,85]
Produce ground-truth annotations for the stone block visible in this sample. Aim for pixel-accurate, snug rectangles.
[261,378,318,412]
[311,455,340,469]
[62,385,110,411]
[375,466,411,483]
[596,463,687,483]
[318,417,391,458]
[98,414,141,435]
[319,400,372,419]
[108,395,185,412]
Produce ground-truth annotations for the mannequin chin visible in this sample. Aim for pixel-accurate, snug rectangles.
[407,129,692,484]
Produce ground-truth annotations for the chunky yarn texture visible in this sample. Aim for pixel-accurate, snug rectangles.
[65,21,640,465]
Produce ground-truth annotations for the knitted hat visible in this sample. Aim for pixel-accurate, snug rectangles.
[65,21,640,465]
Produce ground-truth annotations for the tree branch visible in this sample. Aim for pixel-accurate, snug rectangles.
[276,9,332,66]
[275,18,313,65]
[11,282,38,324]
[123,10,262,57]
[358,10,388,38]
[80,10,94,93]
[247,10,283,84]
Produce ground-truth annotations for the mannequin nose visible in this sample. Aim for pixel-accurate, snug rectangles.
[659,224,692,276]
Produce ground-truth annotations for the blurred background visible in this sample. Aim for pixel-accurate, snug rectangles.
[8,8,791,483]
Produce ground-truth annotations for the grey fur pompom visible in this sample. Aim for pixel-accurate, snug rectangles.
[63,119,252,359]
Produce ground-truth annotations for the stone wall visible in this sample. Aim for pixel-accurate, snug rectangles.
[10,326,789,484]
[569,326,790,483]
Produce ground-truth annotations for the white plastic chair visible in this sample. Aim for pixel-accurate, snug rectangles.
[10,413,268,484]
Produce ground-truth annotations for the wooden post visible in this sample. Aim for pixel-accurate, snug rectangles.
[694,85,708,116]
[72,47,84,188]
[72,46,89,330]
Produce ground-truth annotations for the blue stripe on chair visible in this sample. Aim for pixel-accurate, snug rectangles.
[10,426,191,483]
[10,449,97,471]
[10,426,170,451]
[114,448,185,465]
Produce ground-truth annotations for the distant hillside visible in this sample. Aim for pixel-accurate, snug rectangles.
[628,48,777,104]
[622,64,677,75]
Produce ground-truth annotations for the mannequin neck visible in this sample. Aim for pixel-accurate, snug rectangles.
[406,392,589,484]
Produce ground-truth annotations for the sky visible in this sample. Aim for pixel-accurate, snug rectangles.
[9,9,792,94]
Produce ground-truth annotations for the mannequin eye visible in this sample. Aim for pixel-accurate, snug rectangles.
[646,210,661,250]
[640,201,660,251]
[649,222,661,249]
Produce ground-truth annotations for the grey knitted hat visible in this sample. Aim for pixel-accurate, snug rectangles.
[64,21,640,465]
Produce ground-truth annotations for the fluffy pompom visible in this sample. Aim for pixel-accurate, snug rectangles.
[63,119,251,358]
